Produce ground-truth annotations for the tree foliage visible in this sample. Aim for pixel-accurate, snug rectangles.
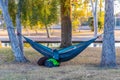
[72,0,90,31]
[8,0,105,32]
[8,0,16,26]
[88,12,104,32]
[8,0,59,30]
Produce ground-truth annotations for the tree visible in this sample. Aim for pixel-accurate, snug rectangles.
[72,0,88,31]
[39,0,58,38]
[20,0,59,38]
[60,0,72,48]
[8,0,16,26]
[90,0,98,37]
[88,15,104,32]
[0,0,28,62]
[16,0,24,54]
[8,0,29,48]
[100,0,117,67]
[8,0,59,37]
[21,0,32,36]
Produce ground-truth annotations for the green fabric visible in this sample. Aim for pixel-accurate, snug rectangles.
[47,58,60,66]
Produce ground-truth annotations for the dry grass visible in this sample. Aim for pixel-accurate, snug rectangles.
[0,47,120,80]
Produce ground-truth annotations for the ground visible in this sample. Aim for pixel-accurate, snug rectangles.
[0,47,120,80]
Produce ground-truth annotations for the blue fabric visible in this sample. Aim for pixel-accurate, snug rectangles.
[58,37,97,62]
[58,42,85,54]
[23,36,98,62]
[23,37,53,58]
[53,49,59,60]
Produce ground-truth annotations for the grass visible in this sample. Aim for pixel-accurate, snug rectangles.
[0,47,120,80]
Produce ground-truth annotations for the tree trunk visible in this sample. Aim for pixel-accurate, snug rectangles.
[90,0,98,37]
[94,0,98,37]
[35,29,38,35]
[60,0,72,48]
[0,0,28,62]
[16,0,23,53]
[45,25,50,38]
[100,0,116,67]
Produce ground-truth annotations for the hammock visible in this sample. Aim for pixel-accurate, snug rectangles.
[23,36,99,62]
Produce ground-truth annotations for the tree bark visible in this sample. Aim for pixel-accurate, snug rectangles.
[60,0,72,48]
[45,25,50,38]
[100,0,117,67]
[35,29,38,35]
[16,0,23,53]
[90,0,98,37]
[0,0,28,62]
[94,0,98,37]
